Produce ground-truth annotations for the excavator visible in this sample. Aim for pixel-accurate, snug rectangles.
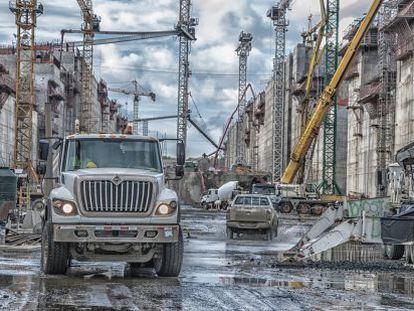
[277,0,392,261]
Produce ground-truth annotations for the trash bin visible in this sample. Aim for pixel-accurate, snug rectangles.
[0,168,17,244]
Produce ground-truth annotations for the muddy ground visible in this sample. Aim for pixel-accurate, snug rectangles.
[1,207,414,310]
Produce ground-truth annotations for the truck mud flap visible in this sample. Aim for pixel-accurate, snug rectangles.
[381,216,414,244]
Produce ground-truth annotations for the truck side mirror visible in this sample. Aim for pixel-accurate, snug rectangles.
[39,140,50,161]
[36,163,46,176]
[177,142,185,166]
[175,165,184,178]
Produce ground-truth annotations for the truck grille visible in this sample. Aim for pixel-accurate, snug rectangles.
[80,180,154,213]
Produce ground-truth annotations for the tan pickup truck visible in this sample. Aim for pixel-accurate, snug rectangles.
[226,194,278,240]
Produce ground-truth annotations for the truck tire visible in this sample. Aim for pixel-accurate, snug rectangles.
[266,228,273,241]
[279,202,293,214]
[410,245,414,265]
[384,244,404,260]
[155,229,184,277]
[41,221,69,275]
[311,205,324,216]
[226,227,234,239]
[406,246,413,264]
[297,203,311,215]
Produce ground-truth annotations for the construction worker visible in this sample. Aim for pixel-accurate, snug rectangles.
[72,148,97,169]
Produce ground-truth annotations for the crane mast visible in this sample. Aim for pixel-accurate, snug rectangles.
[176,0,197,156]
[281,0,384,184]
[235,31,253,166]
[268,0,290,183]
[321,0,340,194]
[9,1,43,173]
[76,0,100,134]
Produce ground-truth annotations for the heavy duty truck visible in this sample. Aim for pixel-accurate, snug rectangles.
[37,134,186,276]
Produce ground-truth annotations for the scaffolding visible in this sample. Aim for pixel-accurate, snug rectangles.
[376,1,398,196]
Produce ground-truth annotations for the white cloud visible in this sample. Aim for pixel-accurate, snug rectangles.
[0,0,369,157]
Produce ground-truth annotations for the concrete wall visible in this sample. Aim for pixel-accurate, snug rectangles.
[0,96,15,166]
[394,54,414,153]
[346,48,380,198]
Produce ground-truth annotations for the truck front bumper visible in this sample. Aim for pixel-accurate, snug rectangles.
[226,221,270,230]
[53,224,180,243]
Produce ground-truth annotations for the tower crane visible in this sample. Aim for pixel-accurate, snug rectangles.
[108,81,156,135]
[9,0,43,213]
[235,31,253,167]
[267,0,291,183]
[75,0,100,134]
[176,0,197,160]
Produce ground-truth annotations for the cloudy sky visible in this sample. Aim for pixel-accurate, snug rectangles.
[0,0,371,157]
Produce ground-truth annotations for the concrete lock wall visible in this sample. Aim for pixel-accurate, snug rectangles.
[0,96,15,167]
[394,54,414,153]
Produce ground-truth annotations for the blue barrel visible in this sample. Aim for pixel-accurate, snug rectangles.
[0,168,17,222]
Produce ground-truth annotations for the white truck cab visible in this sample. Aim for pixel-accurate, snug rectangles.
[38,134,185,277]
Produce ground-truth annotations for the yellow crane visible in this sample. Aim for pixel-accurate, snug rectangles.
[296,0,327,184]
[281,0,384,184]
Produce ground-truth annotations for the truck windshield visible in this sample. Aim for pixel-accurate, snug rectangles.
[63,139,162,172]
[251,184,275,195]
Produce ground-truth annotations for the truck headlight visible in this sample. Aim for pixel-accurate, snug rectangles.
[53,200,78,216]
[155,201,178,216]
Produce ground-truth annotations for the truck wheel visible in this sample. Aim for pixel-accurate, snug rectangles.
[406,246,413,264]
[311,205,324,216]
[226,227,234,239]
[297,203,311,215]
[155,229,184,277]
[266,228,273,241]
[41,221,69,275]
[279,202,293,214]
[384,244,404,260]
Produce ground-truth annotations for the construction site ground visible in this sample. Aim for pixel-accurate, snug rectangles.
[1,207,414,310]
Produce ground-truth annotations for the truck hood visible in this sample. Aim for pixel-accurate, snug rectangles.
[64,168,163,178]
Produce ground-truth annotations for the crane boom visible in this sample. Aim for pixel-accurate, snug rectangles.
[281,0,383,184]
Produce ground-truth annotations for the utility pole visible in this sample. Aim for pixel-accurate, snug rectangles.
[268,1,290,183]
[176,0,197,156]
[235,31,253,166]
[321,0,340,195]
